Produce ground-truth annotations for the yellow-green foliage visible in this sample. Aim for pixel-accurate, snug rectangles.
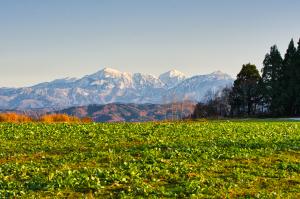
[0,121,299,198]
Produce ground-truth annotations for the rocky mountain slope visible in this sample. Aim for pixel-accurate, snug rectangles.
[0,68,233,110]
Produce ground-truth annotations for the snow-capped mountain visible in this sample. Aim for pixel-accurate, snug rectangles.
[165,71,233,102]
[159,69,186,89]
[0,68,234,110]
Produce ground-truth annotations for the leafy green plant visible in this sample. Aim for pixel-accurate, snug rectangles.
[0,121,299,198]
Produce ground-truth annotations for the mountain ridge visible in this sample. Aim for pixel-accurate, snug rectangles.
[55,102,196,122]
[0,68,233,110]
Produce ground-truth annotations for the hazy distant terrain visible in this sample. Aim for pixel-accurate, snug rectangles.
[56,102,196,122]
[0,68,233,110]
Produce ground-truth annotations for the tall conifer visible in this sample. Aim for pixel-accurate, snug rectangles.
[282,39,297,115]
[294,38,300,114]
[261,45,283,115]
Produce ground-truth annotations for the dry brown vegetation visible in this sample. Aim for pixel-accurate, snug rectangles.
[40,114,80,123]
[0,112,32,123]
[0,113,92,123]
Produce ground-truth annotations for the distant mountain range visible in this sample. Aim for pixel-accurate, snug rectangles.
[56,102,196,122]
[0,68,233,110]
[0,102,196,122]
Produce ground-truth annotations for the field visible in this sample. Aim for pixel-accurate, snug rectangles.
[0,121,300,198]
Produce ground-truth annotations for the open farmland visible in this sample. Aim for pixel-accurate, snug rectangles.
[0,121,300,198]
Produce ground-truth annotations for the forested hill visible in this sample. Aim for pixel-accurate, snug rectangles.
[55,102,195,122]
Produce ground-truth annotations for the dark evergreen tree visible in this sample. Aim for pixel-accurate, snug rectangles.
[230,63,261,116]
[282,39,297,115]
[261,45,284,115]
[192,37,300,118]
[294,38,300,114]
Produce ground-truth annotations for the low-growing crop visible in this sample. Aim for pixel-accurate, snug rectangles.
[0,121,299,198]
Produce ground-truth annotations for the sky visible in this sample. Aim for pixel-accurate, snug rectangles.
[0,0,300,87]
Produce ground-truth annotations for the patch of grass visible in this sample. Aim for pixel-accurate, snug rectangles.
[0,121,299,198]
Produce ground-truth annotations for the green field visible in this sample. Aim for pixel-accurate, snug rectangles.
[0,121,300,198]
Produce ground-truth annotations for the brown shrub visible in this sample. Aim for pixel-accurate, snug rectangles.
[81,117,93,123]
[0,112,93,123]
[0,112,32,123]
[40,114,80,123]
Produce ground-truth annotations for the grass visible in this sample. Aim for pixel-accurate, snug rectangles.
[0,121,299,198]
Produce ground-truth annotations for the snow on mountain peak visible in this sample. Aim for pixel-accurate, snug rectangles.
[170,69,186,77]
[159,69,186,88]
[209,70,232,80]
[88,67,126,80]
[101,67,122,75]
[101,68,137,81]
[210,70,225,75]
[160,69,186,78]
[60,77,78,81]
[0,68,235,110]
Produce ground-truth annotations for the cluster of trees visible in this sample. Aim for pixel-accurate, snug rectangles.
[0,113,92,123]
[191,88,231,118]
[192,38,300,118]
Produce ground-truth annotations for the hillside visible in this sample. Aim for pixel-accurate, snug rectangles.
[56,102,196,122]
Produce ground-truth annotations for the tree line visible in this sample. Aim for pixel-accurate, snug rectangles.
[192,38,300,118]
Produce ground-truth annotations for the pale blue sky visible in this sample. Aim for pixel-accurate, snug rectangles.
[0,0,299,87]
